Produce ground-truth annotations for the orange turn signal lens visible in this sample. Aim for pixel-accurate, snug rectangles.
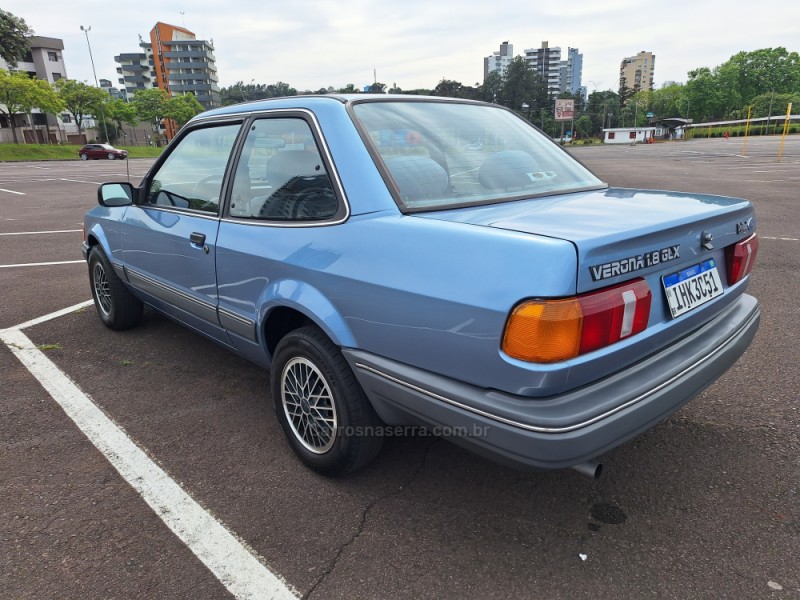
[502,299,583,363]
[502,278,652,363]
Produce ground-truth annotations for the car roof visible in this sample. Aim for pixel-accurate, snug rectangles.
[192,94,486,123]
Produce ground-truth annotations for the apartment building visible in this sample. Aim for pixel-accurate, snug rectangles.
[620,51,656,93]
[484,41,514,79]
[0,36,79,143]
[524,41,562,97]
[150,22,220,110]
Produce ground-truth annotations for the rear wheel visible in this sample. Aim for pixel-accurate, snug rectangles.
[272,326,383,475]
[107,153,115,160]
[88,247,143,330]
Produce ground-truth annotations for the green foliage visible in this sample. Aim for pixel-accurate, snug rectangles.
[219,81,298,105]
[163,93,205,126]
[0,9,33,67]
[129,87,169,125]
[0,70,64,143]
[54,79,107,135]
[497,56,549,115]
[431,79,482,100]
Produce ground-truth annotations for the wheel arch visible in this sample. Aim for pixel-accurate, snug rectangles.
[259,280,357,359]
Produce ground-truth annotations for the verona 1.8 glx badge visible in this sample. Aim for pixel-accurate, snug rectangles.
[590,245,681,281]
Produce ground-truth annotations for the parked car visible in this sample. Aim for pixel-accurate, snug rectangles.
[83,95,760,477]
[79,143,128,161]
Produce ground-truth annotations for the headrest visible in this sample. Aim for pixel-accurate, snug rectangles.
[384,155,449,201]
[266,150,323,185]
[478,150,541,190]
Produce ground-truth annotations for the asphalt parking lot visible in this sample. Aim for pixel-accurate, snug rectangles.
[1,137,798,599]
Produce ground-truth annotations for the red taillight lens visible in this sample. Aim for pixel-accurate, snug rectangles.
[578,278,652,354]
[503,278,652,363]
[725,233,759,285]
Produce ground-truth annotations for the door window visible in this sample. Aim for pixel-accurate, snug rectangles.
[229,118,339,222]
[145,123,241,214]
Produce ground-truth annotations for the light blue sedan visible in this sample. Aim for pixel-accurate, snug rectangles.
[83,96,760,477]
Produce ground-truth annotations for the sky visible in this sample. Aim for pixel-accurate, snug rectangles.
[5,0,799,94]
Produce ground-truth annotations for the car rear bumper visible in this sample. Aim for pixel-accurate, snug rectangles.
[344,293,760,471]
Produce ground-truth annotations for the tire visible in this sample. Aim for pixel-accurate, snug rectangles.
[80,154,88,161]
[107,153,115,160]
[272,326,383,475]
[88,247,143,330]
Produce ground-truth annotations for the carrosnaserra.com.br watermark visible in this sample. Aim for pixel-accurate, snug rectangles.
[338,424,490,438]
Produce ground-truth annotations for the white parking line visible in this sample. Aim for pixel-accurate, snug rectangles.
[1,307,298,600]
[0,229,82,236]
[0,187,25,195]
[0,260,84,268]
[762,236,799,241]
[59,178,103,185]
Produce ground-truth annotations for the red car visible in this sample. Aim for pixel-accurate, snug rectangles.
[78,144,128,161]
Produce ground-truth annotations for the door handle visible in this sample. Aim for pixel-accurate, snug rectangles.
[189,232,206,246]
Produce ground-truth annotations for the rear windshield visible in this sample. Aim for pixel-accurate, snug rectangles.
[352,100,604,211]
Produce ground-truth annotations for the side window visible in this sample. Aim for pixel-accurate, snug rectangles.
[145,123,241,214]
[229,118,338,222]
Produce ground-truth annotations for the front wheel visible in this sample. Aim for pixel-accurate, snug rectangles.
[88,247,143,330]
[272,326,383,475]
[80,154,88,161]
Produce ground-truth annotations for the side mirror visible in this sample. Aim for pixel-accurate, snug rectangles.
[98,182,134,207]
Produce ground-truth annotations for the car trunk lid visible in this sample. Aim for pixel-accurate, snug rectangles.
[417,187,755,296]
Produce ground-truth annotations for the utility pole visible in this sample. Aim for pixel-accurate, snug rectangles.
[80,25,111,144]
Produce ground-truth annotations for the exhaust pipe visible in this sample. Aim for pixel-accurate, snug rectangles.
[571,461,603,479]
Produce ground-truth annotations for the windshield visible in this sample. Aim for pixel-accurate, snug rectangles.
[352,100,605,211]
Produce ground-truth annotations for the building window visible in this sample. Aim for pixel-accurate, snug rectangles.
[52,73,62,81]
[48,51,59,61]
[608,132,615,140]
[629,132,636,139]
[61,114,72,123]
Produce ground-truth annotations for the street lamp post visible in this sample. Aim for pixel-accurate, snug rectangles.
[80,25,110,143]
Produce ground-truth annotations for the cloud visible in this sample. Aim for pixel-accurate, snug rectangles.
[4,0,798,94]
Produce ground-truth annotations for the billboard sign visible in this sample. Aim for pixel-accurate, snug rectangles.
[554,99,574,121]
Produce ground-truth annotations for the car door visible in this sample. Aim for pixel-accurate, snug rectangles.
[120,120,244,343]
[216,114,347,362]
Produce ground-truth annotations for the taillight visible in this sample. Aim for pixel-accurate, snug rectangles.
[725,233,759,285]
[503,278,652,363]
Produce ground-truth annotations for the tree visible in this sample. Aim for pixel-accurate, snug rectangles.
[130,87,169,131]
[575,114,593,139]
[105,98,139,143]
[0,9,33,67]
[163,93,205,127]
[338,83,358,93]
[497,57,548,117]
[0,70,63,143]
[585,90,620,134]
[432,79,464,98]
[720,48,800,106]
[54,79,108,136]
[479,71,503,103]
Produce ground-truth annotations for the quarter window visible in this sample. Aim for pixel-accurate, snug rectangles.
[229,118,338,222]
[145,123,241,214]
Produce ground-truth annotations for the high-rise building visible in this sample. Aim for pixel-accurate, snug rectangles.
[115,36,156,99]
[149,22,220,110]
[560,47,584,96]
[484,41,514,79]
[620,51,656,93]
[524,41,562,97]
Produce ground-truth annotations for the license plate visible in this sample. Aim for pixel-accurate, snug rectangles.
[662,259,724,318]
